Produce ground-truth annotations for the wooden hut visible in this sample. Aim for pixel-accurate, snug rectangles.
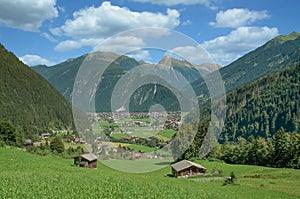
[171,160,206,178]
[74,153,98,168]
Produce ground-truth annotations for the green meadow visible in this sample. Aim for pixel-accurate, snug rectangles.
[0,147,299,198]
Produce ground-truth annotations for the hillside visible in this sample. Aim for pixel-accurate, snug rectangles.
[219,63,300,141]
[0,44,74,132]
[0,147,299,198]
[193,32,300,98]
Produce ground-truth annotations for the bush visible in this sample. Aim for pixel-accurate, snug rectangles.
[223,171,237,186]
[0,140,4,147]
[50,136,65,153]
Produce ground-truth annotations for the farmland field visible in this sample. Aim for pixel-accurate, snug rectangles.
[0,147,299,198]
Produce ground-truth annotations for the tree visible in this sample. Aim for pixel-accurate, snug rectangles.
[0,121,18,146]
[183,122,208,159]
[170,123,196,161]
[273,128,292,167]
[50,136,65,153]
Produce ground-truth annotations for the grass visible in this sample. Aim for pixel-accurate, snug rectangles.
[156,129,176,140]
[110,133,129,139]
[104,142,156,153]
[0,147,299,198]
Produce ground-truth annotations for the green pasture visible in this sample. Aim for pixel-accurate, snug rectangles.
[0,147,299,198]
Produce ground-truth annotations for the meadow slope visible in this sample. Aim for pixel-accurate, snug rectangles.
[0,147,299,199]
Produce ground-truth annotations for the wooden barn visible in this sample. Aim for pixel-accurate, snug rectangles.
[74,153,98,168]
[171,160,206,178]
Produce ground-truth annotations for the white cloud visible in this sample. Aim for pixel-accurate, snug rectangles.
[127,50,152,62]
[52,1,180,52]
[210,8,270,28]
[168,45,212,64]
[130,0,218,9]
[41,32,57,42]
[0,0,58,31]
[94,36,145,53]
[55,38,103,52]
[51,1,180,39]
[201,26,278,66]
[182,20,192,26]
[19,54,55,66]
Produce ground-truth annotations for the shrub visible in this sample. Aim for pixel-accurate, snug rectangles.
[50,136,65,153]
[223,171,237,186]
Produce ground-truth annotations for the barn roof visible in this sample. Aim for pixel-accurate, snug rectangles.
[171,160,206,172]
[79,153,98,161]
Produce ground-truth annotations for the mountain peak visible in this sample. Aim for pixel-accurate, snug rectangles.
[274,31,300,43]
[158,56,193,67]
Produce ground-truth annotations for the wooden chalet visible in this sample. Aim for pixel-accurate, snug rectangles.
[171,160,206,178]
[74,153,98,168]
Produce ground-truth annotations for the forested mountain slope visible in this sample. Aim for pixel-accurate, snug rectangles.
[0,44,74,132]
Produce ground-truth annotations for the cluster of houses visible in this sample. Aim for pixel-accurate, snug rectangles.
[24,132,88,148]
[91,111,182,131]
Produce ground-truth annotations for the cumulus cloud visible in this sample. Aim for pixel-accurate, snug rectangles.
[168,45,212,64]
[130,0,218,9]
[19,54,55,66]
[55,38,103,52]
[0,0,58,31]
[201,26,278,66]
[51,1,180,39]
[94,36,145,53]
[210,8,270,28]
[127,50,152,62]
[52,1,180,52]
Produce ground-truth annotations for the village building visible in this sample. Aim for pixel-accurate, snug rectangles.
[41,133,50,139]
[171,160,206,178]
[33,142,42,147]
[74,153,98,168]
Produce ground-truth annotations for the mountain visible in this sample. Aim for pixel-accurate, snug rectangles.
[220,62,300,141]
[33,54,207,112]
[0,44,74,132]
[193,32,300,98]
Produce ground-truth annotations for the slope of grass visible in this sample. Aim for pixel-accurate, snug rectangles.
[0,147,299,198]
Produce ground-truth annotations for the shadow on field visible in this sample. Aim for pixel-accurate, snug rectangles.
[154,162,171,165]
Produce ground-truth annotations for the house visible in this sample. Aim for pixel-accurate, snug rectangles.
[74,153,98,168]
[33,142,42,147]
[171,160,206,178]
[41,133,50,139]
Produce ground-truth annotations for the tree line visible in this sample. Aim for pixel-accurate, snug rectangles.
[171,122,299,169]
[0,120,84,158]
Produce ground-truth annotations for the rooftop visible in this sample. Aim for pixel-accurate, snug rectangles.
[171,160,206,172]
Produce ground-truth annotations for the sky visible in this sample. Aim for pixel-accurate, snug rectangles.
[0,0,299,67]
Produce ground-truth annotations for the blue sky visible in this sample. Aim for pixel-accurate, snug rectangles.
[0,0,299,66]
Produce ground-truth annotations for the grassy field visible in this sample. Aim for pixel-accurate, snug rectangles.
[0,147,299,198]
[156,129,176,140]
[103,142,156,153]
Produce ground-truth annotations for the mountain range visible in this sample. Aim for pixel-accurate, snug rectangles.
[33,52,214,112]
[2,31,299,140]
